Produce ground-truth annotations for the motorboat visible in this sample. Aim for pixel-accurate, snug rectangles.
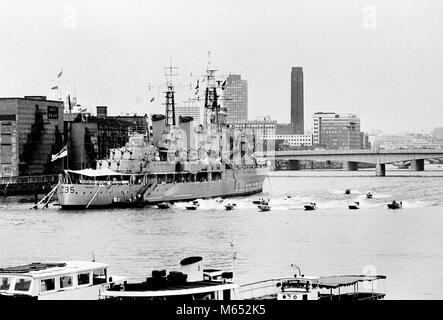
[156,202,172,209]
[284,195,292,200]
[185,204,198,210]
[345,189,351,195]
[304,202,317,211]
[239,269,387,301]
[215,197,224,203]
[192,200,200,206]
[0,261,125,300]
[101,256,239,301]
[387,201,402,209]
[257,203,271,212]
[366,192,373,199]
[252,198,266,205]
[348,201,360,210]
[224,203,237,210]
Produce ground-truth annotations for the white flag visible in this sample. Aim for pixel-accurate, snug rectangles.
[51,144,68,162]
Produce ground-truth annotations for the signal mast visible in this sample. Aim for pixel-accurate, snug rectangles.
[164,59,178,127]
[201,52,230,131]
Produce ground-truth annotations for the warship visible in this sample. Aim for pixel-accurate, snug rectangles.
[56,62,269,209]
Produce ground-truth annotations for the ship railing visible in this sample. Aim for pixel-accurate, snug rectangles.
[78,180,131,185]
[239,277,294,300]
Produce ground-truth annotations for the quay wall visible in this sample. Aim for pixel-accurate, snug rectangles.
[0,174,58,196]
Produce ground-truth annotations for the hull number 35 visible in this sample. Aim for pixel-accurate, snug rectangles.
[61,186,75,193]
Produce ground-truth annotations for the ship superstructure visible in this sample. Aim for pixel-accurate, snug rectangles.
[56,61,269,209]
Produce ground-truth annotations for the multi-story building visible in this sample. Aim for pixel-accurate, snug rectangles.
[175,100,201,125]
[228,117,276,152]
[64,106,149,170]
[360,132,371,149]
[0,96,64,177]
[369,133,441,150]
[224,74,248,123]
[262,133,313,148]
[291,67,304,134]
[313,112,365,149]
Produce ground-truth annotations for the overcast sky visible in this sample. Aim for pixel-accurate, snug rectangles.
[1,0,442,133]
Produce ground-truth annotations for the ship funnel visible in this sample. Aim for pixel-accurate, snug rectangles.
[152,114,166,144]
[179,116,194,152]
[180,256,203,282]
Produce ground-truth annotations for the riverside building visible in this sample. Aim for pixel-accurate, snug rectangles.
[228,117,276,152]
[0,96,64,177]
[313,112,367,149]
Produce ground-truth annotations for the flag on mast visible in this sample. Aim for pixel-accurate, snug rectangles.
[51,144,68,162]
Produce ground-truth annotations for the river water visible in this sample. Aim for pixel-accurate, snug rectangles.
[1,164,442,299]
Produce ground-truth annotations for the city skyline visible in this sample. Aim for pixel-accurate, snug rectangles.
[1,0,442,133]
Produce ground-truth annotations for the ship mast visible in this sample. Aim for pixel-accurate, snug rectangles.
[203,52,221,131]
[164,58,178,127]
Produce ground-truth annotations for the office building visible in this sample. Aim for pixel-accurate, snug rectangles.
[229,117,276,152]
[262,133,313,148]
[313,112,365,149]
[0,96,64,177]
[224,74,248,122]
[369,133,441,150]
[175,100,201,125]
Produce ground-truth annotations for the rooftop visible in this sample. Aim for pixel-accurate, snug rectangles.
[0,261,108,278]
[303,275,386,289]
[0,96,63,104]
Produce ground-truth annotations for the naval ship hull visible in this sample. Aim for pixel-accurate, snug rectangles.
[57,167,268,209]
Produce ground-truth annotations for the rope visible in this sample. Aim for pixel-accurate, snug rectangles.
[86,184,104,209]
[31,183,59,209]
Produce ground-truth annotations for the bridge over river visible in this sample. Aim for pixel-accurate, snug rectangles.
[254,149,443,176]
